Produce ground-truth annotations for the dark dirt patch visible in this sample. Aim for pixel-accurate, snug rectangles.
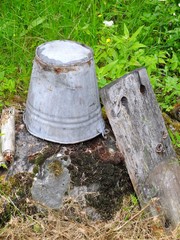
[66,127,134,220]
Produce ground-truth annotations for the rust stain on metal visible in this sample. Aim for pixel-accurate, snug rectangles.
[35,57,78,74]
[35,57,50,71]
[35,56,92,74]
[54,67,64,74]
[54,66,76,74]
[87,60,91,66]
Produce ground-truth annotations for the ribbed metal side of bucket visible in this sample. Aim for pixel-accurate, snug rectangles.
[23,105,105,144]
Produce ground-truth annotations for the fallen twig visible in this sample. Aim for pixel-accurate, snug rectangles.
[112,198,159,232]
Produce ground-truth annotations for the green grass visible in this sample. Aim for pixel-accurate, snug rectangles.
[0,0,100,102]
[0,0,179,111]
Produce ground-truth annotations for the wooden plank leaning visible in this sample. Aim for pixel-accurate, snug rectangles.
[100,67,180,228]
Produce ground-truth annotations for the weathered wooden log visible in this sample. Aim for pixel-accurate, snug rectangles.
[1,107,15,163]
[0,138,6,168]
[100,67,180,227]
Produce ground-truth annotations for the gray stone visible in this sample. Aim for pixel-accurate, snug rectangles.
[31,155,71,209]
[7,123,59,177]
[69,184,101,220]
[69,184,100,205]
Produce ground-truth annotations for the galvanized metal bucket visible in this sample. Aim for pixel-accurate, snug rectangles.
[24,40,105,144]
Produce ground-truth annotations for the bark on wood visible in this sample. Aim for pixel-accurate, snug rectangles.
[100,67,180,227]
[0,138,6,166]
[1,107,15,163]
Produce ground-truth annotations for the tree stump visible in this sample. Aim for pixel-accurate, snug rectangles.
[100,67,180,228]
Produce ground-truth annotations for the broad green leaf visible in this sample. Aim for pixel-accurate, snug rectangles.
[123,23,129,39]
[129,42,146,51]
[95,51,107,64]
[113,36,124,48]
[99,60,118,76]
[169,52,179,70]
[20,16,47,37]
[128,59,141,67]
[130,26,144,41]
[107,48,118,60]
[98,77,107,88]
[0,163,8,169]
[0,71,5,79]
[158,58,166,64]
[158,51,168,58]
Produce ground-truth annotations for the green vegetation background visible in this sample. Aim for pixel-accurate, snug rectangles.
[0,0,179,143]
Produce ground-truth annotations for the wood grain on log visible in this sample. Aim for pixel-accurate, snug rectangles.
[1,107,15,163]
[0,138,5,166]
[100,67,179,227]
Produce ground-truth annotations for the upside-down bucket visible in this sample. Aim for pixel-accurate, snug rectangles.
[24,40,105,143]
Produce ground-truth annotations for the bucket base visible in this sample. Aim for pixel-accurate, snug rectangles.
[23,112,105,144]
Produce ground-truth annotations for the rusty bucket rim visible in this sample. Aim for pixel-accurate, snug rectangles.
[35,40,94,68]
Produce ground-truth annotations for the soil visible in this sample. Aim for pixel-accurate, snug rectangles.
[67,136,134,220]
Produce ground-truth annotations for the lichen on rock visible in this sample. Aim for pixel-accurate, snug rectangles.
[48,160,63,177]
